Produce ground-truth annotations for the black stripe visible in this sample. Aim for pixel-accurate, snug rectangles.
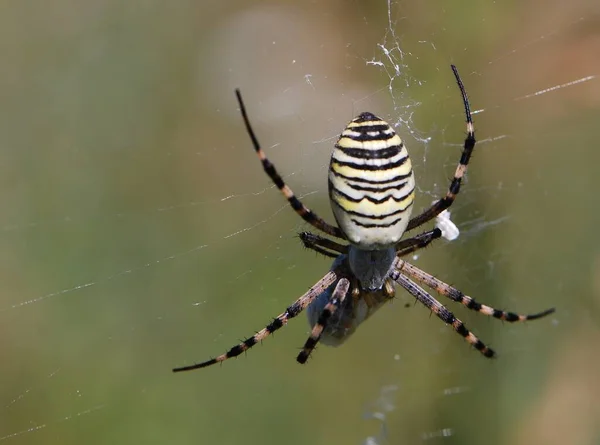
[330,168,413,185]
[455,323,469,337]
[348,123,390,132]
[286,304,302,318]
[340,131,396,143]
[449,288,466,303]
[473,340,487,352]
[297,336,320,364]
[494,310,518,322]
[289,196,303,211]
[336,143,402,159]
[262,159,285,189]
[266,317,284,333]
[331,155,408,171]
[303,337,320,350]
[449,177,461,195]
[465,299,482,310]
[342,179,409,193]
[316,306,334,325]
[332,185,415,205]
[227,344,245,358]
[460,136,475,164]
[296,351,311,364]
[350,214,406,228]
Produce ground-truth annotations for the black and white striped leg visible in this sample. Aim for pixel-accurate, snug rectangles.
[407,65,476,231]
[235,90,345,239]
[391,268,494,358]
[396,259,556,321]
[297,278,350,364]
[173,270,339,372]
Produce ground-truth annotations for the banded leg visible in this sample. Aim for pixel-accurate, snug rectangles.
[406,65,476,231]
[236,90,345,239]
[300,228,442,260]
[397,259,555,321]
[395,228,442,257]
[299,231,348,259]
[391,269,494,358]
[173,270,339,372]
[297,278,350,364]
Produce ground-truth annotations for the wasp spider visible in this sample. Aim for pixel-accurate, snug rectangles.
[173,65,555,373]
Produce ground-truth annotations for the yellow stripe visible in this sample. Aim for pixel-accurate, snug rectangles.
[346,119,388,128]
[331,157,412,178]
[336,134,403,150]
[332,191,415,216]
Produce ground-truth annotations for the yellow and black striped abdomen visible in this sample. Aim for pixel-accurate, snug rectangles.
[329,112,415,250]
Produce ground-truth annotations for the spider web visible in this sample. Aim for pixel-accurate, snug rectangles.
[1,1,599,445]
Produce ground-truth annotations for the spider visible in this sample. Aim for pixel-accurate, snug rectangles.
[172,65,555,373]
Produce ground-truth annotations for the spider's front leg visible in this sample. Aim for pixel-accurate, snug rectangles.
[407,65,476,231]
[235,89,345,240]
[297,278,350,364]
[299,231,348,259]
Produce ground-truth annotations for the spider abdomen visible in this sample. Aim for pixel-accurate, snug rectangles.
[329,112,415,250]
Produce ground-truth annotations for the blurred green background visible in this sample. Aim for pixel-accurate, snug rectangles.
[1,1,599,444]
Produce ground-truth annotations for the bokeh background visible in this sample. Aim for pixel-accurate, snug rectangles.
[1,1,599,444]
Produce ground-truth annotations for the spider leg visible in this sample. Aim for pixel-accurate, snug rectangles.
[303,243,338,259]
[235,89,345,240]
[396,259,556,321]
[297,278,350,364]
[172,270,339,372]
[406,65,476,232]
[300,228,443,260]
[299,231,348,258]
[395,228,443,257]
[390,267,494,357]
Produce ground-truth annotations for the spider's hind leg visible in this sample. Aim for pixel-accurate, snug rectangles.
[173,270,339,372]
[297,278,350,364]
[397,260,556,322]
[391,270,495,358]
